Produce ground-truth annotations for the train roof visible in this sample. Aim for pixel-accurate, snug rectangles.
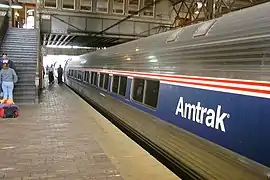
[77,2,269,60]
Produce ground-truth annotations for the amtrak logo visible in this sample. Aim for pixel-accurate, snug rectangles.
[175,97,230,132]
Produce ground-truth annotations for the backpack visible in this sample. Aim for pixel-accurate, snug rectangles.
[0,104,19,118]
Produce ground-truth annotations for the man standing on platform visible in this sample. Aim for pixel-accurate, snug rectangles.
[57,65,63,84]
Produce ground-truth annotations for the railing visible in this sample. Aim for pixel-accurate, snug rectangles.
[0,11,9,48]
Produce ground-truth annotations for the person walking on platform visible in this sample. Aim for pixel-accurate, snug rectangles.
[48,64,54,84]
[57,65,63,84]
[46,65,49,75]
[0,60,18,103]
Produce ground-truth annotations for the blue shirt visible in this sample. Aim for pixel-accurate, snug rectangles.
[0,68,18,83]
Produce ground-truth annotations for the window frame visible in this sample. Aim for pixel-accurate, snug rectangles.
[128,0,139,15]
[83,71,90,83]
[74,70,78,79]
[113,0,124,15]
[80,0,92,11]
[44,0,58,9]
[96,0,109,13]
[111,74,127,97]
[103,73,109,90]
[131,77,160,109]
[62,0,75,10]
[111,75,120,94]
[142,0,154,17]
[118,76,127,97]
[91,71,97,85]
[78,70,83,81]
[99,73,105,87]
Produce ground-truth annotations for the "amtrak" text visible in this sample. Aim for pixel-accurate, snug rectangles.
[175,97,230,132]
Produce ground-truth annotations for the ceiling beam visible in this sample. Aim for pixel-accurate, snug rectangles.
[63,36,75,46]
[52,34,59,46]
[55,35,65,46]
[47,34,53,46]
[59,35,70,46]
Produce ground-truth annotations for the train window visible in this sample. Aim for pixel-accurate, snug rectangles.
[99,73,104,87]
[112,75,119,93]
[132,78,145,103]
[119,76,127,96]
[193,19,216,37]
[90,72,94,84]
[71,70,74,77]
[93,72,98,86]
[104,74,109,90]
[74,70,78,79]
[144,80,159,108]
[78,71,83,80]
[83,71,90,82]
[91,72,97,85]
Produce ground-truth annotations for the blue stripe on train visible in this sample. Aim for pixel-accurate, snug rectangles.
[72,78,270,167]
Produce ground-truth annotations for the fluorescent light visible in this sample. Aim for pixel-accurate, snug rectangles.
[0,0,9,8]
[148,55,155,59]
[11,1,23,9]
[11,4,23,9]
[149,59,158,63]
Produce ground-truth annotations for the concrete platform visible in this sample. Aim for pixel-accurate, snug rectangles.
[0,84,179,180]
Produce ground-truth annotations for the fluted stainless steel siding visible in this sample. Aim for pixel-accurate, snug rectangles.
[68,2,270,81]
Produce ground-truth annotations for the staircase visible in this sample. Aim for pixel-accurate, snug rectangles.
[1,28,38,104]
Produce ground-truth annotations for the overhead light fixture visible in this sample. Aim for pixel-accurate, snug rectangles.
[0,0,10,8]
[149,59,158,63]
[148,55,155,59]
[11,1,23,9]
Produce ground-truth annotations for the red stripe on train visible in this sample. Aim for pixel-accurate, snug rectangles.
[121,71,270,87]
[163,79,270,94]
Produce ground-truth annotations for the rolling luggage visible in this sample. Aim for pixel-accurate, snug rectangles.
[0,103,19,118]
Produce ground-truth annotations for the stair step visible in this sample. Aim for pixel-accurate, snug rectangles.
[14,83,35,87]
[14,97,36,105]
[14,87,35,91]
[16,70,36,73]
[16,69,36,73]
[4,35,37,38]
[1,42,37,45]
[3,39,37,43]
[13,61,36,65]
[14,90,35,94]
[7,31,36,34]
[2,56,37,60]
[0,50,37,54]
[2,46,37,50]
[7,28,36,32]
[2,39,37,42]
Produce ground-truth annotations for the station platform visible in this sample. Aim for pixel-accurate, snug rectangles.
[0,84,179,180]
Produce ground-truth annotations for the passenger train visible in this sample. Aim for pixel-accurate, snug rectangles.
[64,2,270,169]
